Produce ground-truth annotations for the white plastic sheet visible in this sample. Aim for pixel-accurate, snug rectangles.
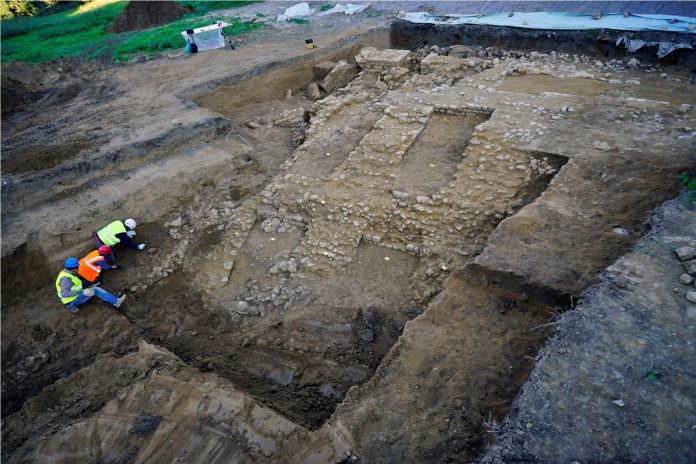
[317,3,370,16]
[616,35,694,58]
[180,22,230,52]
[277,2,314,22]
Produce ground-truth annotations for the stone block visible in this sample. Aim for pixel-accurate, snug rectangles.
[273,108,308,127]
[320,60,357,93]
[356,47,410,70]
[306,82,322,100]
[421,53,468,74]
[313,61,336,80]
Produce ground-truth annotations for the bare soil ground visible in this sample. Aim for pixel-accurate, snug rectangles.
[2,6,695,463]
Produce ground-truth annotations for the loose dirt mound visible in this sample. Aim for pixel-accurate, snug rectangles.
[106,0,190,33]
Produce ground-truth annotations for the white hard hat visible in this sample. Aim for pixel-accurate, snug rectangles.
[124,218,137,229]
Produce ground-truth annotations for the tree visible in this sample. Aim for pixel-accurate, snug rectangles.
[0,0,38,19]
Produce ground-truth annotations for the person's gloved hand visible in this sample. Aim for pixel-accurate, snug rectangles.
[127,230,137,238]
[138,244,146,250]
[83,287,95,297]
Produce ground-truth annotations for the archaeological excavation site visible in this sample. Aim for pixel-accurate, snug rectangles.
[1,2,695,463]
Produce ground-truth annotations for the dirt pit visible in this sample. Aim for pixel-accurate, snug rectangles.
[2,27,695,464]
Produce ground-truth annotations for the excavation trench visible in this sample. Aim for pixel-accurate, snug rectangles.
[12,30,678,463]
[88,56,569,431]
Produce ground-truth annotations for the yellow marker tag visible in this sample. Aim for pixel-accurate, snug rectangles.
[271,237,276,241]
[429,164,435,167]
[325,152,331,156]
[320,200,326,204]
[441,265,448,271]
[384,256,390,261]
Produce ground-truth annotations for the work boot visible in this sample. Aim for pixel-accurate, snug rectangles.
[114,295,126,309]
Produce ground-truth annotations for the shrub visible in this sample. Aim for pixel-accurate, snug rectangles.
[680,173,696,204]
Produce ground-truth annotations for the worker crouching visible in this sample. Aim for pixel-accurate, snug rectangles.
[94,218,146,252]
[56,258,126,313]
[77,245,119,286]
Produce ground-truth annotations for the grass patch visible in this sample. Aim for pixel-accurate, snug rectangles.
[1,0,127,62]
[319,3,334,12]
[1,0,124,40]
[290,17,310,24]
[1,0,265,64]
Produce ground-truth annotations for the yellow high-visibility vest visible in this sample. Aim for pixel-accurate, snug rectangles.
[55,270,82,304]
[97,220,126,246]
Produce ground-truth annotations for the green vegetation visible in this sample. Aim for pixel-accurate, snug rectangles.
[1,0,37,19]
[1,0,121,40]
[319,3,333,12]
[1,0,127,62]
[1,0,266,63]
[680,173,696,204]
[586,28,600,40]
[290,17,309,24]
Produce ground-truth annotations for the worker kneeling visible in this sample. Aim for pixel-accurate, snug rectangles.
[95,218,145,252]
[77,245,119,286]
[56,258,126,313]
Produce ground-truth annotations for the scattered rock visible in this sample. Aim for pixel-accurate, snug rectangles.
[687,291,696,303]
[374,79,389,92]
[273,108,308,127]
[675,246,695,261]
[447,44,468,58]
[170,216,184,227]
[680,274,694,285]
[683,259,696,276]
[359,328,374,342]
[246,121,260,129]
[306,82,322,100]
[234,301,250,312]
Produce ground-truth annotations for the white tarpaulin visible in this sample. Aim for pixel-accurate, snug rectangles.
[277,2,314,22]
[616,35,694,58]
[181,22,230,52]
[317,3,370,16]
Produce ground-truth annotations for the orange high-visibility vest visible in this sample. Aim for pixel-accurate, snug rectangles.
[78,250,104,283]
